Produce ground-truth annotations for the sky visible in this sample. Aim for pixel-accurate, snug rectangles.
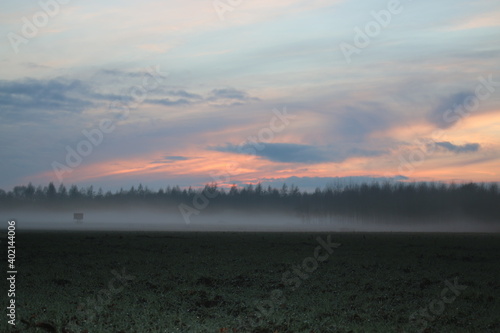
[1,0,499,192]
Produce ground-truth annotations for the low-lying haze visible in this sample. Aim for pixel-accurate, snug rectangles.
[3,210,499,233]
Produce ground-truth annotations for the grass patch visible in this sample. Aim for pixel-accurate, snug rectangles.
[2,231,500,332]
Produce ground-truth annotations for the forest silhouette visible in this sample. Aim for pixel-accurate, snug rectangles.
[1,181,499,223]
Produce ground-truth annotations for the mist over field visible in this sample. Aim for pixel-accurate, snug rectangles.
[3,209,499,233]
[2,181,499,233]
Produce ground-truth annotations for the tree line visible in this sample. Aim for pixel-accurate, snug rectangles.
[1,181,499,222]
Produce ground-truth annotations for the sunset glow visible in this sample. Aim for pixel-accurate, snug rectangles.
[1,0,499,191]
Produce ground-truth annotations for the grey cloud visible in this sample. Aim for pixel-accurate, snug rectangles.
[256,143,330,163]
[211,142,384,164]
[331,103,395,141]
[144,90,202,107]
[97,71,257,107]
[0,74,259,123]
[98,69,150,78]
[164,156,189,161]
[207,88,260,106]
[210,88,248,100]
[434,141,480,153]
[146,87,258,107]
[149,156,190,164]
[212,143,329,163]
[147,98,191,106]
[167,90,203,100]
[0,77,95,121]
[427,91,473,129]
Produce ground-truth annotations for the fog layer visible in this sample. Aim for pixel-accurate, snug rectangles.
[2,210,499,233]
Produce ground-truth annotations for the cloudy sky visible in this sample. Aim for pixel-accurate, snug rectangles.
[1,0,499,191]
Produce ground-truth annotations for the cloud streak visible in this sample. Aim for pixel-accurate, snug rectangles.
[434,141,481,154]
[0,75,259,120]
[0,77,94,117]
[211,142,385,164]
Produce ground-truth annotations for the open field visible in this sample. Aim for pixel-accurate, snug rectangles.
[2,231,500,332]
